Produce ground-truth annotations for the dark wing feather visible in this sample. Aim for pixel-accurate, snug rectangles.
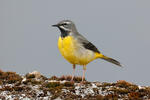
[82,42,100,53]
[75,33,100,53]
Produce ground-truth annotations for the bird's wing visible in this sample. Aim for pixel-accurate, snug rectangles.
[75,33,100,53]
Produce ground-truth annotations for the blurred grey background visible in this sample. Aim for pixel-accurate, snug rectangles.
[0,0,150,86]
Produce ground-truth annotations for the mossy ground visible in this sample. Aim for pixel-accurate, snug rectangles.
[0,70,150,100]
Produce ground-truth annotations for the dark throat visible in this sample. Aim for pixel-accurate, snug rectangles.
[59,28,69,38]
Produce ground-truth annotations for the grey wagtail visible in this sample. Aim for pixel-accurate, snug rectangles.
[52,20,121,83]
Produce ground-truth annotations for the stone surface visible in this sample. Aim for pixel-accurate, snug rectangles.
[0,70,150,100]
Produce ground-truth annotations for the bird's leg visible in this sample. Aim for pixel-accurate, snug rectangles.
[71,64,76,81]
[81,65,86,83]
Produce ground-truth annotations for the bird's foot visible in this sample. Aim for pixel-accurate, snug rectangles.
[70,79,74,84]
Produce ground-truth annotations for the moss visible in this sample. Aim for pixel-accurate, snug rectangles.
[31,80,41,84]
[117,88,129,94]
[73,76,83,82]
[145,87,150,98]
[0,85,31,92]
[63,82,74,87]
[0,70,3,75]
[15,81,22,86]
[84,94,94,99]
[64,98,74,100]
[95,95,104,100]
[42,82,72,99]
[63,93,82,100]
[110,87,129,94]
[45,82,60,88]
[40,75,48,80]
[104,93,118,100]
[128,92,142,100]
[59,75,84,82]
[0,80,2,85]
[101,87,106,91]
[24,86,32,91]
[41,82,63,97]
[139,87,150,99]
[13,86,24,91]
[59,75,72,81]
[93,88,99,94]
[49,76,59,81]
[0,70,150,99]
[0,70,22,84]
[59,75,67,81]
[51,92,62,99]
[23,79,41,85]
[26,74,35,79]
[102,82,112,87]
[2,86,13,92]
[116,80,132,88]
[128,85,139,92]
[48,86,62,98]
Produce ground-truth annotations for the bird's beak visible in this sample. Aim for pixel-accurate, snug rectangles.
[52,24,59,27]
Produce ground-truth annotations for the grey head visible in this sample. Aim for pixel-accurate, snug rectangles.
[52,20,78,38]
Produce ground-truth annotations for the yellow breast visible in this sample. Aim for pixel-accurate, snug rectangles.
[58,36,96,65]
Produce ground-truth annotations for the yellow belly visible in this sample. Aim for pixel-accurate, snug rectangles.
[58,36,96,65]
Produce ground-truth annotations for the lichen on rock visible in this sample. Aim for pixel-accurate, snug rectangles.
[0,70,150,100]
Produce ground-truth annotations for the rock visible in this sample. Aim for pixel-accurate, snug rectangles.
[0,70,150,99]
[28,71,42,79]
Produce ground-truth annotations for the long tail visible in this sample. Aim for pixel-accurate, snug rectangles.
[96,53,122,67]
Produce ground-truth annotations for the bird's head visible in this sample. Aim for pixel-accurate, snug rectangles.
[52,20,77,33]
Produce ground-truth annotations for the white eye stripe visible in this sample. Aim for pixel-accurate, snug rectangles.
[64,21,70,24]
[60,26,70,31]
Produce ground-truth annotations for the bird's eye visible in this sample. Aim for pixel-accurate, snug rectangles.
[61,23,67,26]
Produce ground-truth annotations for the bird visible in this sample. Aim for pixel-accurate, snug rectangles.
[52,20,121,83]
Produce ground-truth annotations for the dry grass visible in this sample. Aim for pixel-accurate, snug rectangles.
[116,80,132,87]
